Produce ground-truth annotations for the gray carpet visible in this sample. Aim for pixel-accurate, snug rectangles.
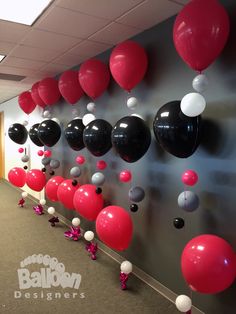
[0,180,179,314]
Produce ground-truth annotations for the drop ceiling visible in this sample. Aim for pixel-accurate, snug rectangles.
[0,0,188,104]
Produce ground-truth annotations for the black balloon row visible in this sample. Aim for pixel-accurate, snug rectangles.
[8,101,202,160]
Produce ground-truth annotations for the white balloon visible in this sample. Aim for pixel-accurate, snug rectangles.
[82,113,96,126]
[72,108,79,116]
[47,207,55,215]
[87,102,96,113]
[181,93,206,117]
[21,192,28,198]
[52,117,60,125]
[39,199,46,205]
[175,295,192,312]
[22,120,28,126]
[72,217,81,227]
[84,231,94,241]
[42,110,51,118]
[131,113,144,120]
[192,74,209,93]
[120,261,133,274]
[127,97,138,110]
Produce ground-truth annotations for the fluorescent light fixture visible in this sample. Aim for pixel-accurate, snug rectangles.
[0,0,53,26]
[0,54,6,62]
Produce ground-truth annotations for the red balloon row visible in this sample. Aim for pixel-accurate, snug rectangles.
[19,40,148,114]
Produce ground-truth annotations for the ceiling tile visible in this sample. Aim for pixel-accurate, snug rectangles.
[39,63,70,76]
[10,45,61,62]
[0,41,16,55]
[168,0,188,4]
[0,65,36,77]
[0,20,30,43]
[21,29,80,53]
[2,56,46,71]
[36,6,109,39]
[68,40,112,57]
[20,77,41,85]
[53,53,86,67]
[56,0,144,20]
[89,22,141,45]
[117,0,182,30]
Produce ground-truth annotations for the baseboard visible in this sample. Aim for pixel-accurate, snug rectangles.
[2,179,204,314]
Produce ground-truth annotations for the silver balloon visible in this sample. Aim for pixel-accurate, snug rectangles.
[50,159,60,169]
[21,155,29,162]
[129,186,145,203]
[70,166,81,177]
[178,191,199,212]
[42,110,52,119]
[192,74,209,93]
[91,172,105,186]
[41,157,51,166]
[87,102,96,113]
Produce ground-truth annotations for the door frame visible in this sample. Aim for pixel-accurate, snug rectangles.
[0,112,5,178]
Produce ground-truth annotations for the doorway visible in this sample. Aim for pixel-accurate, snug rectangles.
[0,112,5,178]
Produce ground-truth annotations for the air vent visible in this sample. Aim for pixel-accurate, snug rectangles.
[0,73,26,81]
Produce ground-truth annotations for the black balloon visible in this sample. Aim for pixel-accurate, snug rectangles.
[8,123,28,144]
[173,217,185,229]
[64,119,85,151]
[83,119,112,156]
[112,116,151,163]
[153,101,201,158]
[29,123,44,147]
[130,204,139,212]
[38,120,61,147]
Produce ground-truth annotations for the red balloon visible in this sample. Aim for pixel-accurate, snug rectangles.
[73,184,104,221]
[96,205,133,251]
[182,170,198,186]
[26,169,46,191]
[181,234,236,294]
[109,40,148,92]
[8,167,26,187]
[173,0,230,72]
[31,82,46,108]
[76,155,85,165]
[44,150,51,157]
[79,59,110,99]
[18,91,36,114]
[18,148,24,153]
[37,150,44,156]
[38,77,61,106]
[45,176,64,202]
[96,160,107,170]
[59,70,84,105]
[119,170,132,183]
[57,179,79,210]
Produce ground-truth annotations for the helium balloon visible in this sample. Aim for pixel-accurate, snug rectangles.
[83,119,112,157]
[70,166,81,178]
[8,167,26,187]
[192,74,209,93]
[109,40,148,92]
[96,160,107,170]
[84,231,94,241]
[182,170,198,186]
[112,116,151,163]
[29,123,44,147]
[178,191,199,212]
[173,0,230,72]
[79,59,110,99]
[82,113,96,126]
[18,148,24,153]
[45,176,64,202]
[48,207,55,215]
[76,155,85,165]
[41,157,51,166]
[38,120,61,147]
[181,93,206,117]
[26,169,46,191]
[58,70,84,104]
[42,110,51,119]
[173,217,185,229]
[57,179,79,209]
[127,97,138,110]
[44,150,51,157]
[120,261,133,274]
[37,150,44,156]
[91,172,105,186]
[18,91,36,114]
[72,217,81,227]
[64,119,85,151]
[21,155,29,162]
[175,295,192,312]
[22,192,28,198]
[181,234,236,294]
[87,102,96,112]
[39,199,46,205]
[119,170,132,183]
[50,159,60,169]
[130,204,138,212]
[128,186,145,202]
[73,184,104,221]
[96,205,133,251]
[38,77,61,106]
[8,123,28,145]
[31,82,46,108]
[153,101,201,158]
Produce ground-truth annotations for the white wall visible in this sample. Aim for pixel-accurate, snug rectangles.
[0,96,44,200]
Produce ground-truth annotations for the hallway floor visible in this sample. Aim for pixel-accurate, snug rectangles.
[0,180,179,314]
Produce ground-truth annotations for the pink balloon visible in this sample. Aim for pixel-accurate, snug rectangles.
[79,59,110,100]
[181,234,236,294]
[182,170,198,186]
[119,170,132,183]
[96,205,133,251]
[8,167,26,187]
[76,155,85,165]
[26,169,46,191]
[73,184,104,221]
[109,40,148,92]
[18,148,24,153]
[18,91,36,114]
[173,0,230,71]
[57,179,79,210]
[31,82,46,108]
[38,77,61,106]
[96,160,107,170]
[59,70,84,105]
[45,176,64,202]
[44,150,51,157]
